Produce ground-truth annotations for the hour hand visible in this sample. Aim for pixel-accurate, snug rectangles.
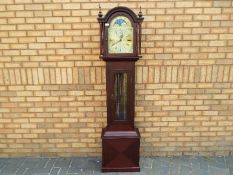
[111,40,121,46]
[111,34,123,46]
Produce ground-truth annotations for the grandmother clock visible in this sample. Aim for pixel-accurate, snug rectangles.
[97,6,143,172]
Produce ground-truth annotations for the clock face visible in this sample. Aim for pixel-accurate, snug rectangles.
[108,16,133,54]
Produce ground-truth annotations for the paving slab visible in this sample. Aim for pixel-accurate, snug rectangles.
[209,165,231,175]
[180,165,192,175]
[169,163,180,175]
[229,166,233,175]
[190,167,206,175]
[50,167,60,175]
[0,156,231,175]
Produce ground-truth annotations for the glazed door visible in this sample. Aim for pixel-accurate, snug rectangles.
[112,72,128,122]
[106,62,135,126]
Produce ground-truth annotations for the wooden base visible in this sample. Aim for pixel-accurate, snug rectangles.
[102,166,140,172]
[101,126,140,172]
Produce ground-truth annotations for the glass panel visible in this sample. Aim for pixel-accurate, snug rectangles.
[114,73,128,121]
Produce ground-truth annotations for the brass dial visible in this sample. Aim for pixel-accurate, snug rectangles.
[108,16,133,54]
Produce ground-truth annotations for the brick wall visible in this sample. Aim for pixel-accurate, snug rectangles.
[0,0,233,157]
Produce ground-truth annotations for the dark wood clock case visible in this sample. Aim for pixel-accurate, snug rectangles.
[97,6,143,172]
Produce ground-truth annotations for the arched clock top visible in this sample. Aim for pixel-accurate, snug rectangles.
[98,6,143,23]
[97,6,144,61]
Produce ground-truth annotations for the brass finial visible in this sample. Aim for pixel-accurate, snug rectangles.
[98,4,103,18]
[138,6,143,19]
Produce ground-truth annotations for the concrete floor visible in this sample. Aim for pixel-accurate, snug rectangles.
[0,156,233,175]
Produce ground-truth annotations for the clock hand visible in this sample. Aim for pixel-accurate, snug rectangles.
[111,33,123,46]
[111,40,121,46]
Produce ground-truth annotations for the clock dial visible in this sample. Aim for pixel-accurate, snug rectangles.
[108,16,133,54]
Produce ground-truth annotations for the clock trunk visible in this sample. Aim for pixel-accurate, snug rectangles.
[106,62,135,127]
